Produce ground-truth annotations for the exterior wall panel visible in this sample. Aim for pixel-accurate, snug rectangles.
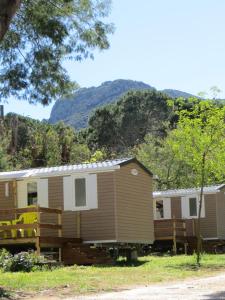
[80,172,116,241]
[200,194,217,238]
[216,188,225,239]
[115,162,154,243]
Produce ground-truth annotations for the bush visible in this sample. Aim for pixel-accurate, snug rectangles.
[0,249,43,272]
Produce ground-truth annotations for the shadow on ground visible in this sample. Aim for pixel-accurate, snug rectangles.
[0,287,11,299]
[205,290,225,299]
[165,262,225,272]
[93,260,149,268]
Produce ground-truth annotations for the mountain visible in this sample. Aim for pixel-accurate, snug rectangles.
[161,89,196,98]
[49,79,195,129]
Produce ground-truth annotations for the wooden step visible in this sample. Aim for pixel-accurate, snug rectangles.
[62,243,113,265]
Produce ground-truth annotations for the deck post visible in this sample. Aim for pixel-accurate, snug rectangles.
[57,208,62,262]
[192,219,195,236]
[183,221,188,255]
[172,217,177,255]
[12,180,17,208]
[12,180,17,238]
[77,211,81,239]
[36,205,41,256]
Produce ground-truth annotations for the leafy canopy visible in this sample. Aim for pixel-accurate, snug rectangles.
[0,0,114,104]
[167,100,225,186]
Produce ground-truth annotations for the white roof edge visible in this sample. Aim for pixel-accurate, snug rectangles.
[0,165,121,181]
[153,184,225,198]
[0,158,134,181]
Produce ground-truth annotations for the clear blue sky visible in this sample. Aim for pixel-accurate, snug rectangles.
[4,0,225,120]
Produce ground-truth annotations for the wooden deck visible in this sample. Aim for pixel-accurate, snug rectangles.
[0,206,113,265]
[154,218,197,254]
[0,206,81,261]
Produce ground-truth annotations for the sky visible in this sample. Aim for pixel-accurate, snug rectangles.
[4,0,225,120]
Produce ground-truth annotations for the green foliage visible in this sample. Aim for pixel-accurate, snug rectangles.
[0,114,94,170]
[0,0,114,104]
[137,134,195,190]
[86,89,170,153]
[0,249,42,272]
[167,100,225,186]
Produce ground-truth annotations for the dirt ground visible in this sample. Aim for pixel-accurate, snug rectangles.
[25,273,225,300]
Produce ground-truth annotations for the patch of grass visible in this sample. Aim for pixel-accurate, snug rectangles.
[0,254,225,296]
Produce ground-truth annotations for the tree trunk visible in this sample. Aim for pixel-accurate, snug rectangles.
[0,0,20,41]
[196,153,206,266]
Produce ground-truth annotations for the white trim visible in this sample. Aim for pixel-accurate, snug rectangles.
[153,184,225,198]
[154,198,171,220]
[5,182,9,197]
[202,237,218,241]
[83,240,117,244]
[63,173,98,211]
[83,240,154,244]
[37,178,48,207]
[0,165,121,181]
[181,194,205,219]
[0,169,118,182]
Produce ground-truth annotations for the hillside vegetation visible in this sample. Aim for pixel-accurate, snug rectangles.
[49,79,195,129]
[1,88,225,190]
[0,114,94,171]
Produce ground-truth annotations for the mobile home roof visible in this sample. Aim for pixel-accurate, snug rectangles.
[153,184,225,198]
[0,157,152,180]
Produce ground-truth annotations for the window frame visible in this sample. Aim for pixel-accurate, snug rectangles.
[27,180,38,206]
[154,198,171,220]
[72,175,89,211]
[189,197,198,217]
[155,199,164,219]
[182,194,205,219]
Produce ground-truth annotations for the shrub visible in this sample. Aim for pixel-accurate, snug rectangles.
[0,249,13,271]
[0,249,43,272]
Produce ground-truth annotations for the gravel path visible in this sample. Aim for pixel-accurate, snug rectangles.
[69,273,225,300]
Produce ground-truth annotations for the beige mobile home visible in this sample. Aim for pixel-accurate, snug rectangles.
[0,158,154,263]
[153,185,225,252]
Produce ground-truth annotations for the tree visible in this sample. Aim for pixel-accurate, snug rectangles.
[0,0,114,104]
[0,0,20,41]
[166,100,225,265]
[137,134,196,190]
[86,90,170,153]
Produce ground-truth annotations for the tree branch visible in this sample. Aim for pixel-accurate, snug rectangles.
[0,0,21,42]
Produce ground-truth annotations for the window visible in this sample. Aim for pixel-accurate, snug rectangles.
[156,200,164,219]
[75,178,86,207]
[189,197,197,217]
[27,182,38,206]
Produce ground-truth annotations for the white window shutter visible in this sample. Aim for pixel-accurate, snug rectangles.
[86,174,98,209]
[5,183,9,197]
[37,179,48,207]
[63,176,73,211]
[17,181,27,208]
[198,195,205,218]
[163,198,171,219]
[181,197,189,218]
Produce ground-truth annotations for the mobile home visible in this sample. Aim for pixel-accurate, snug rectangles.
[0,158,154,263]
[153,185,225,252]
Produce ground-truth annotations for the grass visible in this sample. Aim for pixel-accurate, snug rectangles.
[1,254,225,297]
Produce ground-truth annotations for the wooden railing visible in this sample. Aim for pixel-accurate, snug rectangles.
[154,218,196,254]
[0,206,62,240]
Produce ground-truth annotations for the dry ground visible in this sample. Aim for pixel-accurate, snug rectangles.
[30,273,225,300]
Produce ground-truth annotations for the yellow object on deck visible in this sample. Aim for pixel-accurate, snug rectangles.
[12,206,38,238]
[0,220,11,238]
